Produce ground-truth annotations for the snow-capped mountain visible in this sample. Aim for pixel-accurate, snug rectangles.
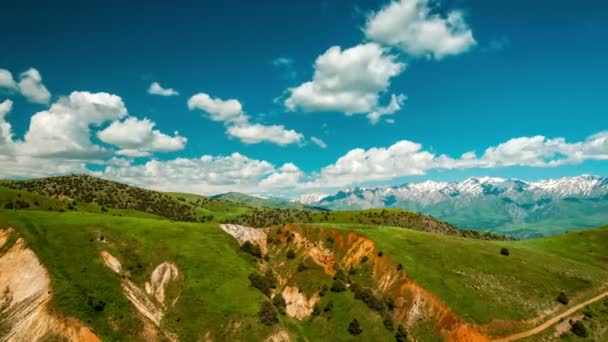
[298,175,608,238]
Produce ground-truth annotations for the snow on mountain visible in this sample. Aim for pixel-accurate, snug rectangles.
[300,175,607,206]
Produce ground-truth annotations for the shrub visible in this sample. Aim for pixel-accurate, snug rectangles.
[259,301,279,326]
[297,262,307,272]
[330,279,347,292]
[557,292,569,305]
[383,313,394,331]
[323,300,334,313]
[4,202,14,209]
[273,294,286,315]
[87,295,106,312]
[348,319,363,336]
[571,321,588,337]
[361,255,369,263]
[334,268,347,282]
[286,249,296,259]
[248,272,274,297]
[500,247,510,256]
[319,284,328,297]
[241,241,262,258]
[312,303,321,317]
[348,267,357,275]
[395,325,408,342]
[377,251,383,257]
[397,264,403,271]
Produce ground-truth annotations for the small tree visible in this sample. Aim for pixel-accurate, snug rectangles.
[273,294,286,315]
[259,301,279,326]
[571,321,588,337]
[348,319,363,336]
[241,241,262,258]
[500,247,510,256]
[331,279,346,292]
[557,292,569,305]
[286,249,296,259]
[395,325,408,342]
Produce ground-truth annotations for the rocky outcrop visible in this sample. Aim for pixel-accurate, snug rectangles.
[219,224,267,253]
[281,286,319,320]
[100,251,180,340]
[0,228,99,342]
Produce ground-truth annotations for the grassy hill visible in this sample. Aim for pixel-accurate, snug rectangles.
[2,174,252,222]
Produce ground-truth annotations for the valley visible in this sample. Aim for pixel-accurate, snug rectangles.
[1,175,607,341]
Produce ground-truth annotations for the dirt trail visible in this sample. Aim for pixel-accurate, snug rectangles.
[492,290,608,342]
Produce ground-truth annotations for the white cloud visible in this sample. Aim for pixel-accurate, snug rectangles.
[365,0,476,59]
[188,93,248,125]
[306,131,608,189]
[19,91,127,158]
[189,92,304,146]
[102,152,278,194]
[148,82,179,96]
[97,116,187,157]
[259,163,303,189]
[311,140,435,187]
[0,100,15,156]
[0,69,17,90]
[227,123,303,145]
[311,136,327,149]
[285,43,405,120]
[18,68,51,104]
[367,93,407,124]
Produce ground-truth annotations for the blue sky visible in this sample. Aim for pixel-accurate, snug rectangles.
[1,0,607,195]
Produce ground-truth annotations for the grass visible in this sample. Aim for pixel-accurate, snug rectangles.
[0,210,267,341]
[322,223,608,326]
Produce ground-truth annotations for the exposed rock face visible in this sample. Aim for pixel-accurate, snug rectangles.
[219,224,267,253]
[0,229,99,342]
[265,329,291,342]
[100,251,180,340]
[281,286,319,320]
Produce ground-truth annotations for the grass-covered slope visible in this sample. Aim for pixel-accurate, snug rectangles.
[328,223,608,329]
[0,210,267,341]
[2,174,252,222]
[228,208,511,240]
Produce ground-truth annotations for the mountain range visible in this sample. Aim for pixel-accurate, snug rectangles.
[297,175,608,238]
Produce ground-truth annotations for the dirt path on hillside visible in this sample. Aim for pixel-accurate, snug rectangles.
[492,291,608,341]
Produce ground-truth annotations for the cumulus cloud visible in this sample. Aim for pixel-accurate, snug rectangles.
[259,163,303,189]
[188,93,248,125]
[97,116,187,157]
[19,91,127,158]
[307,131,608,189]
[0,100,15,156]
[311,136,327,149]
[367,93,407,124]
[102,152,278,194]
[227,123,303,145]
[18,68,51,104]
[0,69,17,90]
[365,0,476,59]
[148,82,179,96]
[285,43,405,121]
[189,92,304,146]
